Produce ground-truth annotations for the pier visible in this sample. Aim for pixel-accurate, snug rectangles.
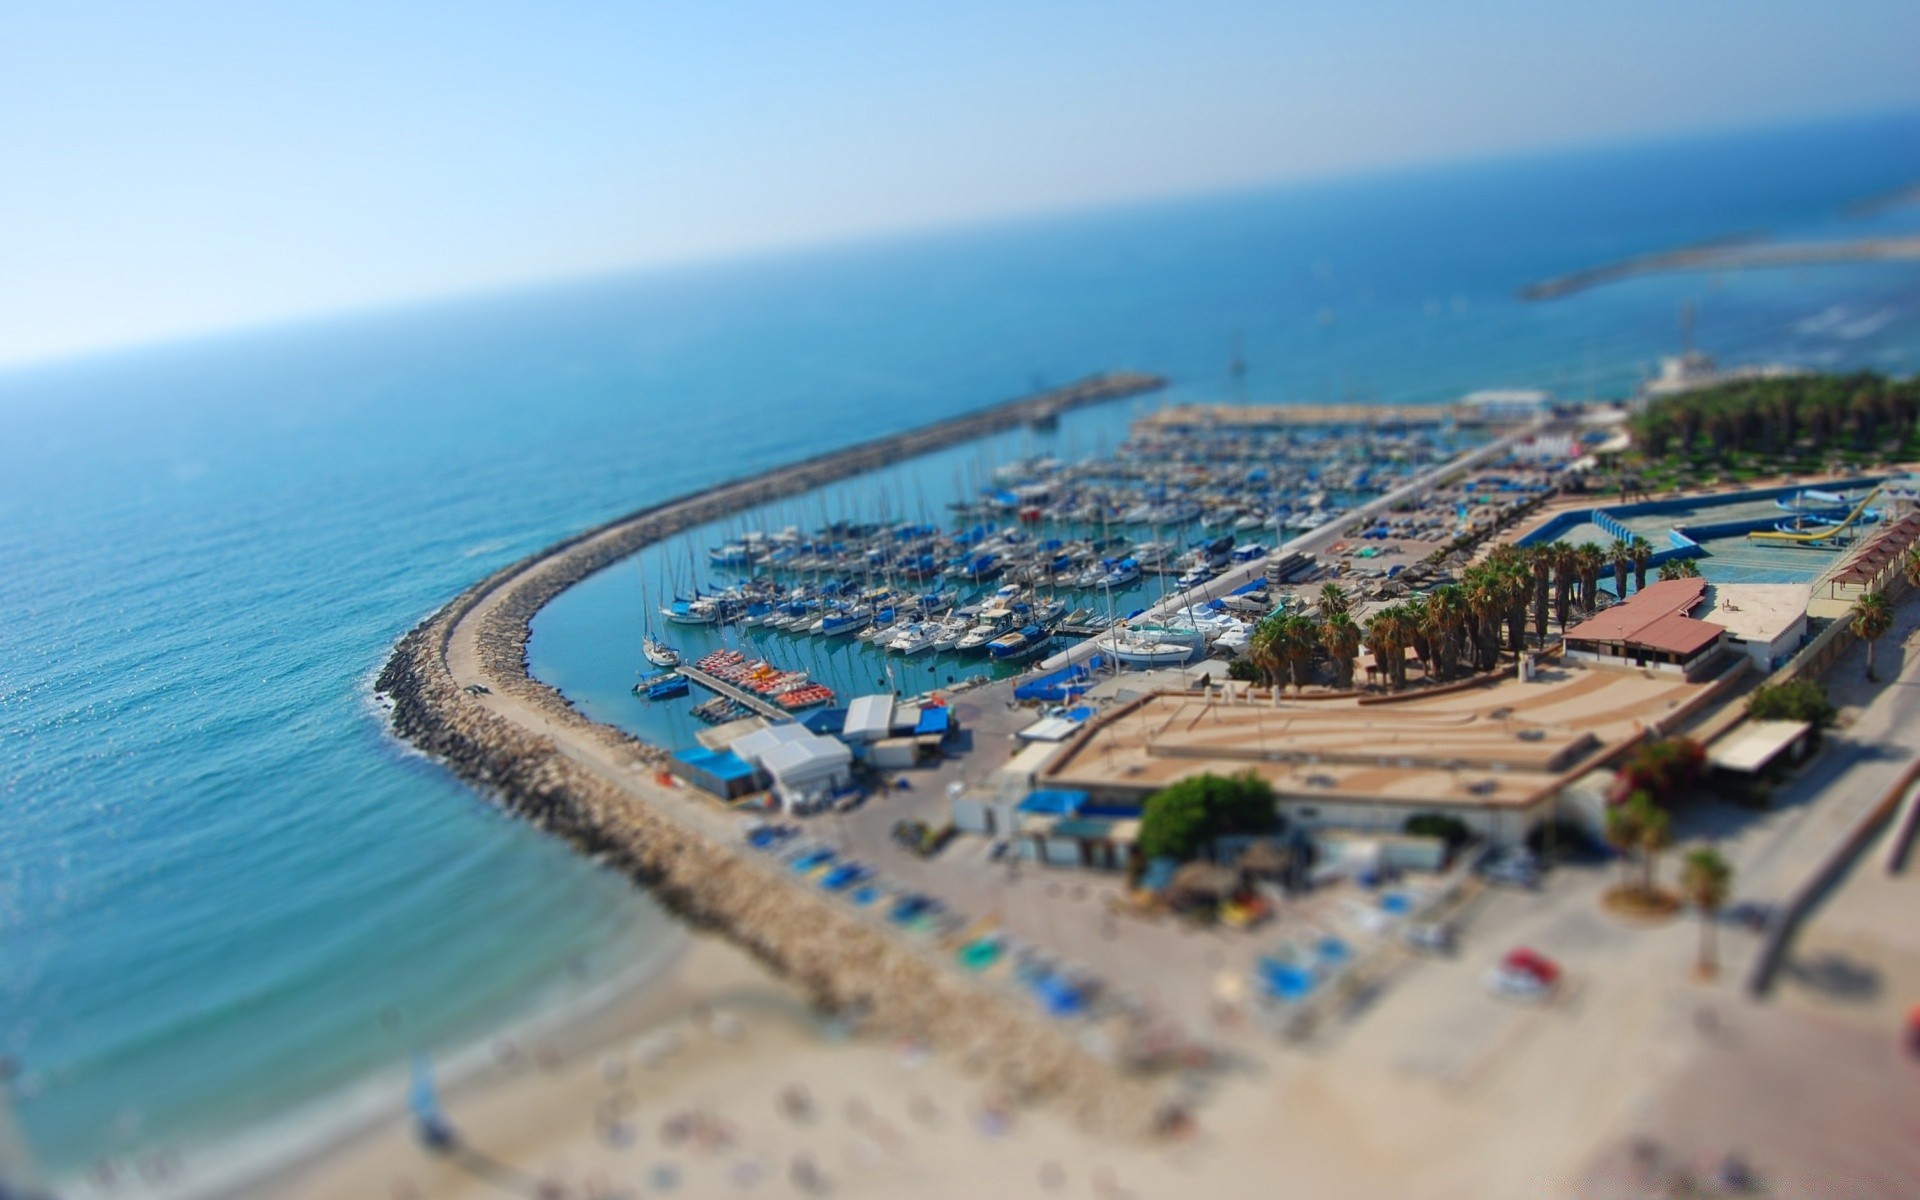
[1521,234,1920,301]
[376,372,1172,1135]
[675,662,793,721]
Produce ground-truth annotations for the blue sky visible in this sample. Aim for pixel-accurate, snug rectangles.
[2,1,1916,367]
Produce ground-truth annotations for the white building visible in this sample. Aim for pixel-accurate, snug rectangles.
[1697,583,1811,673]
[729,723,853,813]
[842,694,895,745]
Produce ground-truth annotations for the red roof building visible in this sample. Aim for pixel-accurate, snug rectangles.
[1563,576,1727,676]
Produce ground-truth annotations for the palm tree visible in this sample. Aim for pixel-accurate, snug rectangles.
[1605,791,1669,898]
[1529,546,1552,643]
[1574,542,1605,614]
[1500,560,1531,654]
[1603,796,1645,892]
[1400,594,1433,676]
[1851,590,1893,681]
[1281,614,1320,691]
[1365,608,1408,691]
[1635,794,1672,898]
[1464,568,1502,672]
[1318,582,1349,620]
[1248,614,1286,689]
[1321,611,1362,690]
[1681,847,1733,978]
[1425,585,1467,680]
[1904,547,1920,593]
[1551,541,1576,630]
[1609,538,1631,603]
[1629,536,1653,593]
[1658,556,1701,582]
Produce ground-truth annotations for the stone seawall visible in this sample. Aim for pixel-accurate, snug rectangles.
[375,373,1169,1133]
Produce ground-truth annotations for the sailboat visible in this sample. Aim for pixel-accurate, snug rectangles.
[644,634,681,668]
[639,562,681,666]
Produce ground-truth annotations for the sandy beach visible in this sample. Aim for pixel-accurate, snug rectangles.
[259,909,1662,1200]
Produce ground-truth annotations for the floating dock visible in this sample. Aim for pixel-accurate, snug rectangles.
[675,663,794,721]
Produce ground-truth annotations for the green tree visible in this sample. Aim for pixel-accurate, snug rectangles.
[1609,538,1631,602]
[1681,847,1733,977]
[1658,556,1701,581]
[1248,614,1286,689]
[1321,611,1362,690]
[1137,772,1278,862]
[1851,590,1893,681]
[1318,582,1350,619]
[1745,679,1836,731]
[1281,613,1321,691]
[1629,536,1653,593]
[1136,782,1211,862]
[1605,791,1670,898]
[1614,738,1706,807]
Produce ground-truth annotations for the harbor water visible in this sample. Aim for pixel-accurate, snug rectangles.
[3,110,1919,1185]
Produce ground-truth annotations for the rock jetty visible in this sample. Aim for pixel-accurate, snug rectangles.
[377,373,1171,1134]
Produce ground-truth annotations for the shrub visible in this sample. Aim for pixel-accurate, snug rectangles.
[1226,657,1262,683]
[1137,772,1278,862]
[1403,813,1471,849]
[1611,737,1705,807]
[1746,678,1836,731]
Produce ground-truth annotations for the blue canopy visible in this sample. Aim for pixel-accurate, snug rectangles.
[1259,958,1317,1002]
[1018,789,1085,816]
[914,706,951,736]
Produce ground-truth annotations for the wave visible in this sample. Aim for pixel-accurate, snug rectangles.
[49,927,688,1200]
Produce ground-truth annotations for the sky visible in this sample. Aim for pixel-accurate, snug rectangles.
[2,1,1917,368]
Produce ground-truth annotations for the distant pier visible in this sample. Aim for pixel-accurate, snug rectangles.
[675,663,792,721]
[376,371,1173,1135]
[1521,234,1920,301]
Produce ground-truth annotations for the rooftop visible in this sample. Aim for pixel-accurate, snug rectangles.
[1830,513,1920,587]
[1707,719,1812,774]
[1698,583,1811,643]
[1042,660,1716,809]
[1563,578,1708,644]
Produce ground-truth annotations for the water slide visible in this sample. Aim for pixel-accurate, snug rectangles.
[1747,486,1884,545]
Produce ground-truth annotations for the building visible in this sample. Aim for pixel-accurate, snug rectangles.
[1809,513,1920,618]
[1033,656,1731,849]
[1562,577,1726,678]
[729,722,853,813]
[1706,719,1814,778]
[842,694,896,745]
[668,746,760,799]
[1697,583,1810,672]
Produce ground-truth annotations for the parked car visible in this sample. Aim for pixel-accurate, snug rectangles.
[1478,847,1541,889]
[1403,921,1456,955]
[1484,946,1560,1002]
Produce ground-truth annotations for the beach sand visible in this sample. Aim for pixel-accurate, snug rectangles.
[258,915,1655,1200]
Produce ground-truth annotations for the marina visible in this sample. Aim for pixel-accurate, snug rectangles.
[544,399,1520,755]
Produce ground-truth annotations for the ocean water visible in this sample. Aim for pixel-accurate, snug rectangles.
[3,110,1918,1185]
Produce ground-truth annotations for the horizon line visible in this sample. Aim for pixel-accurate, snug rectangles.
[3,102,1914,381]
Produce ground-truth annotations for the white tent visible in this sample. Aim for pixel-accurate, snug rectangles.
[728,722,814,769]
[842,694,895,744]
[760,735,854,813]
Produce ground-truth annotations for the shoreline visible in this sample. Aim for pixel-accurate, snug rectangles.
[371,374,1173,1133]
[56,914,697,1200]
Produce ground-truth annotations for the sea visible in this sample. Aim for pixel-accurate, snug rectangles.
[3,109,1917,1190]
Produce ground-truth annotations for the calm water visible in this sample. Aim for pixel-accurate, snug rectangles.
[3,110,1917,1184]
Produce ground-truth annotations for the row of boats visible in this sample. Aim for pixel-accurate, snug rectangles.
[702,520,1274,594]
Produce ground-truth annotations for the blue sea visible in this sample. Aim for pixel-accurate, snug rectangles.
[3,110,1918,1186]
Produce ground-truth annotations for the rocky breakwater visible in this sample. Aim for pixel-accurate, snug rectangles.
[376,374,1171,1135]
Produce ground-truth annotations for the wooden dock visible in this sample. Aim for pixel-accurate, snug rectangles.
[676,664,793,721]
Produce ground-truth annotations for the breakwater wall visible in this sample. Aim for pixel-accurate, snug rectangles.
[375,373,1168,1133]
